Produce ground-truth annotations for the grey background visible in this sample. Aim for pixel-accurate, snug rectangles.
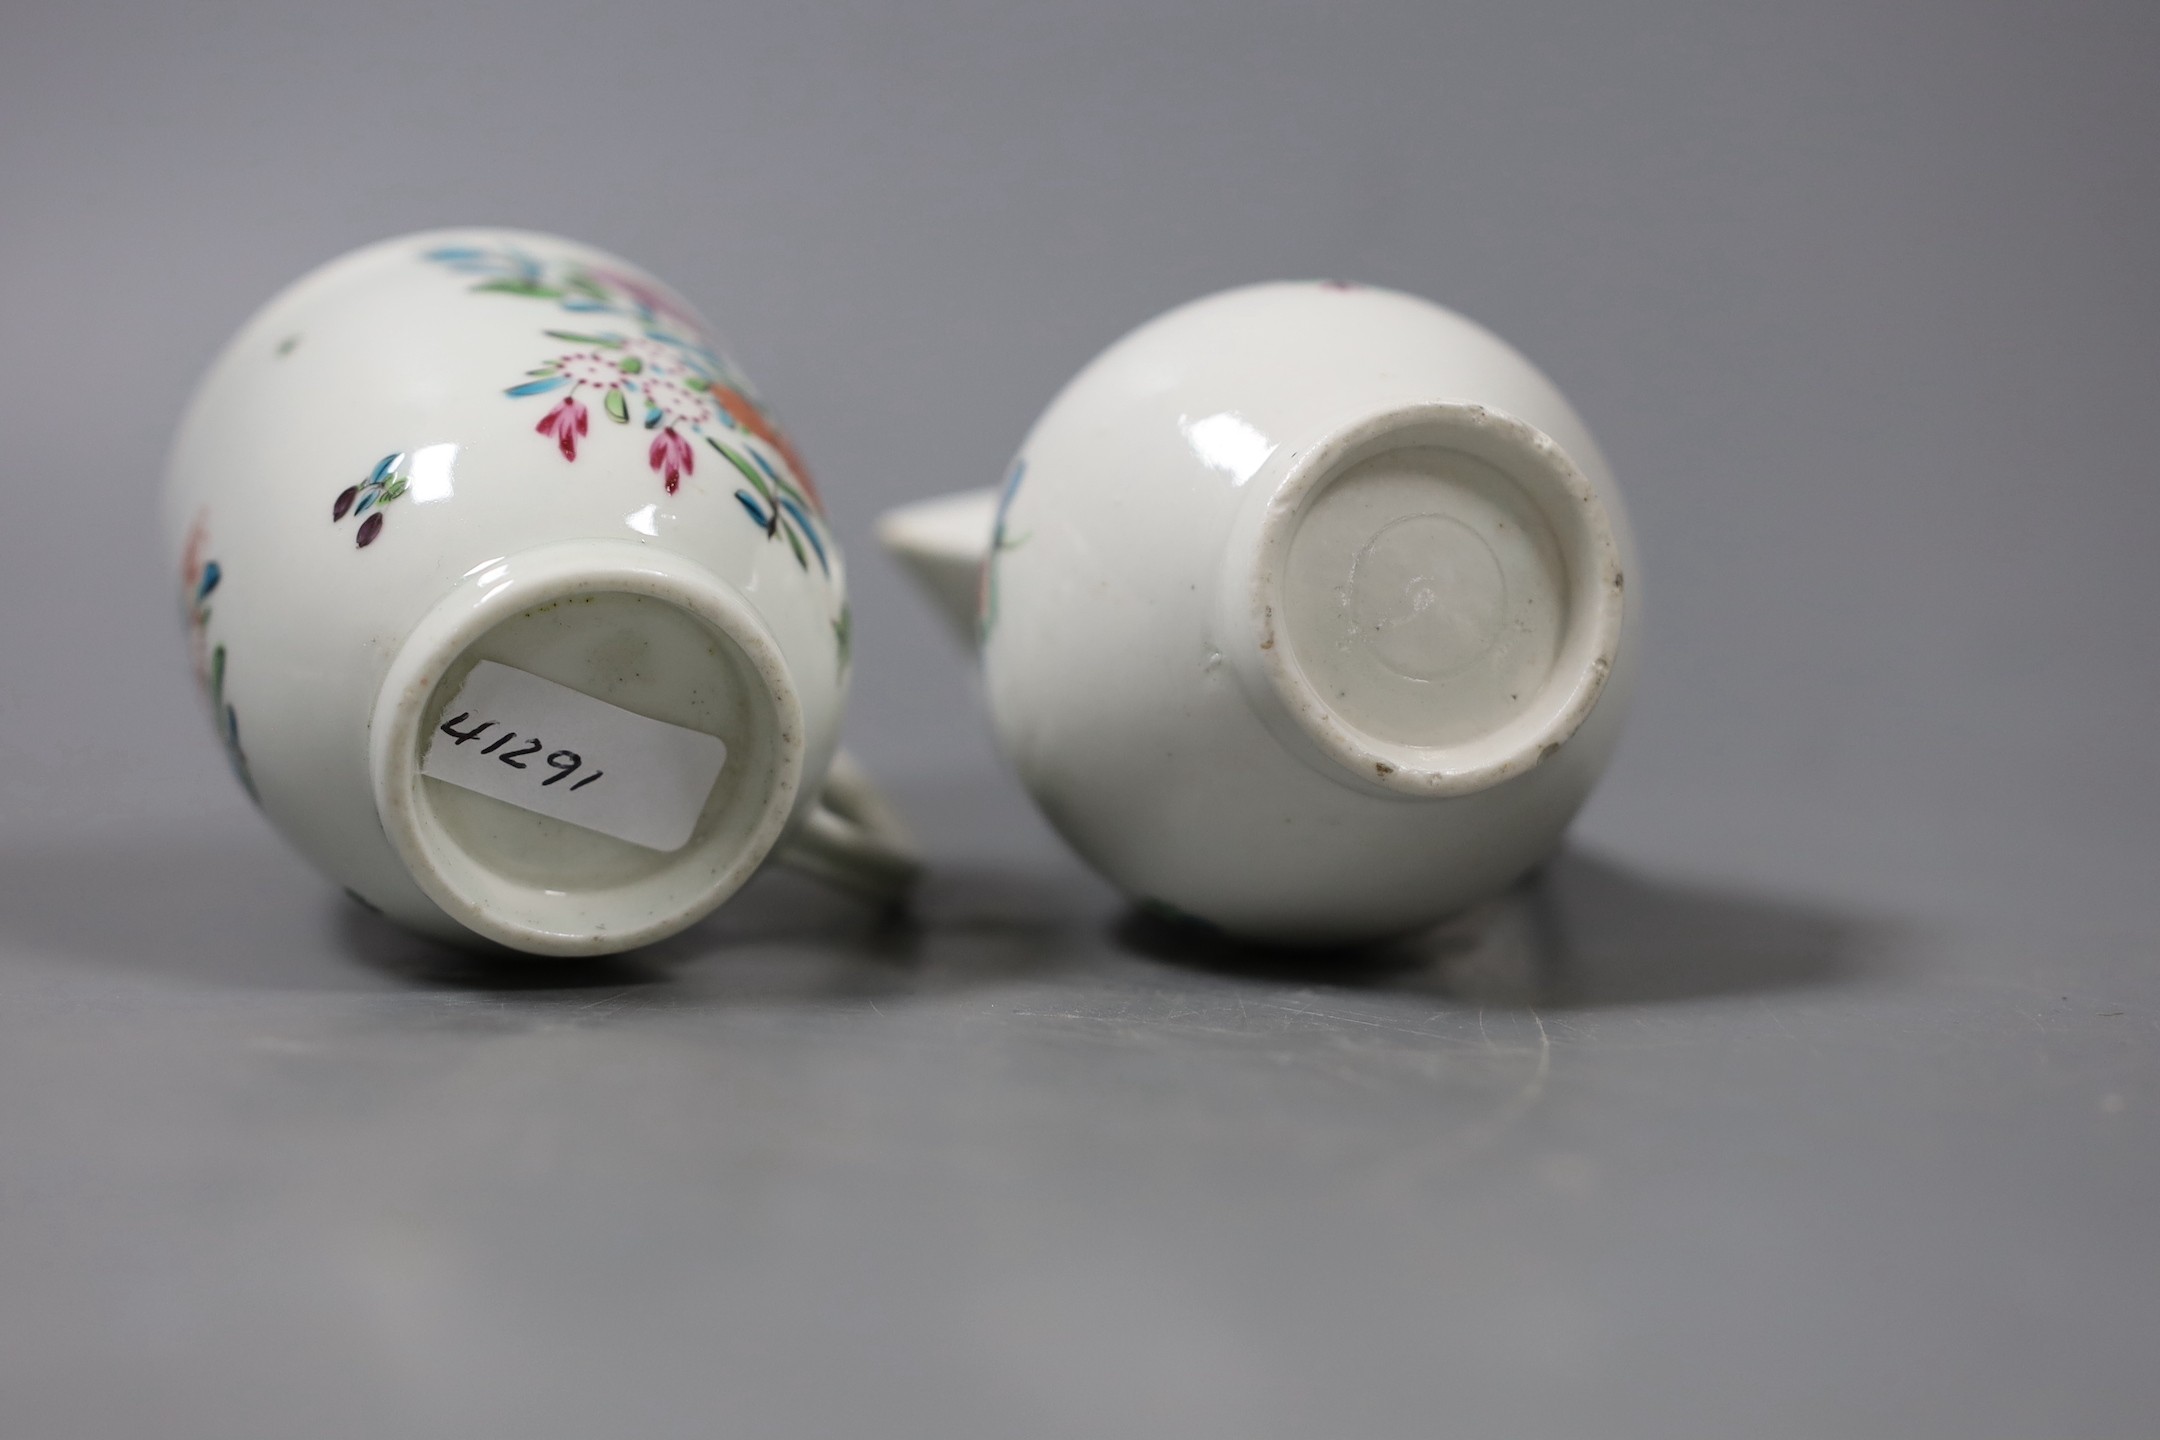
[2,2,2156,1437]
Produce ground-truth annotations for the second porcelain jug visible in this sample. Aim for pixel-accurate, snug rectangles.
[881,281,1637,945]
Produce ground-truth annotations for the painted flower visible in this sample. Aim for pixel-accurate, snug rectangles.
[649,428,696,492]
[536,395,591,460]
[639,373,709,431]
[620,335,692,379]
[556,351,628,388]
[176,511,257,799]
[334,453,409,546]
[180,515,220,694]
[428,243,836,594]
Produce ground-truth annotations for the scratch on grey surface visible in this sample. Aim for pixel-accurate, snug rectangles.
[574,988,638,1015]
[1757,995,1798,1040]
[1006,988,1554,1061]
[1348,1005,1556,1169]
[1252,998,1444,1039]
[1000,989,1555,1141]
[1471,1006,1552,1141]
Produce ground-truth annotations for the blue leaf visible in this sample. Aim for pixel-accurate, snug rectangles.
[644,406,663,429]
[369,453,401,484]
[750,449,784,485]
[197,561,222,600]
[776,498,829,573]
[505,376,572,397]
[354,491,376,517]
[734,492,771,527]
[423,246,487,264]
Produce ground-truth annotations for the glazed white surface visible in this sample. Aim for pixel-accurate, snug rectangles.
[164,230,854,949]
[950,282,1641,943]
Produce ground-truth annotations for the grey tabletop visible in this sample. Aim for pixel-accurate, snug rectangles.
[3,3,2157,1438]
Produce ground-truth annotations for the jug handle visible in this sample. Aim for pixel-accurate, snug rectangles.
[772,748,921,904]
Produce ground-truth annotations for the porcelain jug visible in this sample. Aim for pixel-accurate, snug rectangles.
[167,229,915,955]
[880,281,1636,944]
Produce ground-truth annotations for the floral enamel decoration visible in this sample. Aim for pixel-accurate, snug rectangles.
[423,245,829,558]
[715,436,828,576]
[833,603,853,674]
[179,513,256,799]
[333,452,408,547]
[979,458,1028,642]
[164,230,909,955]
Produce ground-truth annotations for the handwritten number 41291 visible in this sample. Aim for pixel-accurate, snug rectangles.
[438,712,604,790]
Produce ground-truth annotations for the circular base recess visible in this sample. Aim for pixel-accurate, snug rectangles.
[372,544,802,955]
[1285,446,1568,748]
[1257,404,1624,796]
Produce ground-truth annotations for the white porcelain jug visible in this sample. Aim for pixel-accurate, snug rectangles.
[880,281,1636,944]
[167,229,916,955]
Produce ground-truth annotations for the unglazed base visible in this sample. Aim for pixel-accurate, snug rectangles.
[1243,402,1625,798]
[370,541,803,955]
[1283,444,1570,750]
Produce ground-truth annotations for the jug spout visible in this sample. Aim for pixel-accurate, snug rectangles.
[875,488,1000,647]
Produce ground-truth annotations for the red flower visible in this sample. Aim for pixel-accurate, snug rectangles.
[649,427,695,493]
[536,396,590,461]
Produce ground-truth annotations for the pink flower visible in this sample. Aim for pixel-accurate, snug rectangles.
[536,396,590,461]
[649,427,695,493]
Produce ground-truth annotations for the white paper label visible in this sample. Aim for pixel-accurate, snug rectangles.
[420,661,728,852]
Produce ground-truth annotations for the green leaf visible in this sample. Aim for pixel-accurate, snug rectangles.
[747,448,810,510]
[474,279,562,299]
[782,521,808,570]
[604,388,629,424]
[381,476,407,501]
[543,329,623,348]
[565,273,610,301]
[618,357,643,375]
[706,437,773,502]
